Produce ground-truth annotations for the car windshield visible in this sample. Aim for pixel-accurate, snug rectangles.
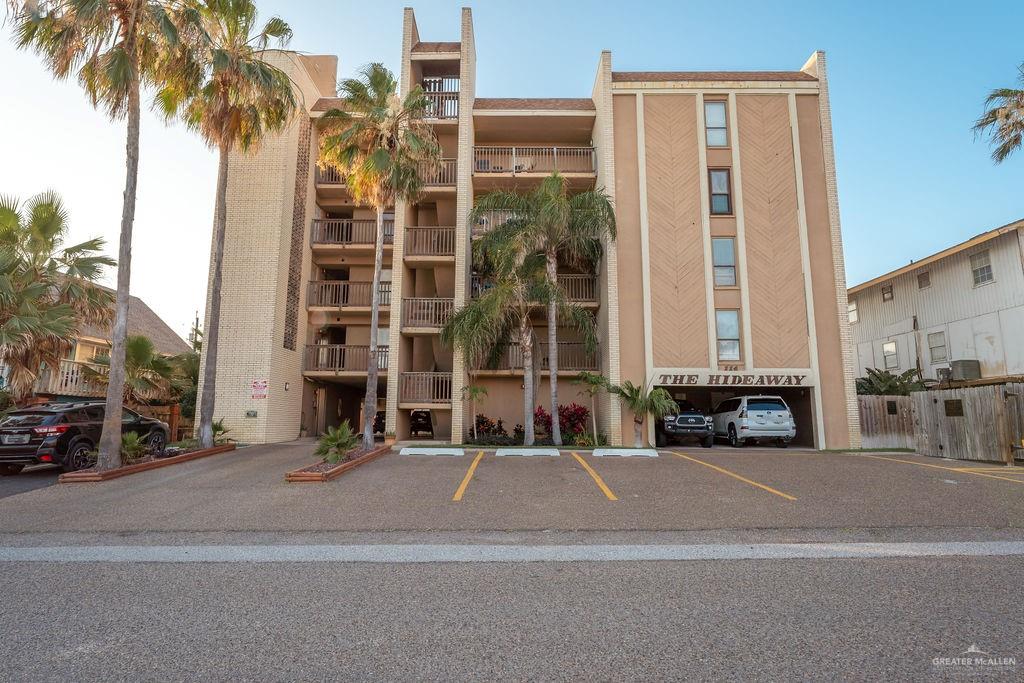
[675,401,700,414]
[0,412,52,428]
[748,399,787,411]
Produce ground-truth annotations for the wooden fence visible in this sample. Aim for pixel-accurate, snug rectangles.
[857,396,916,450]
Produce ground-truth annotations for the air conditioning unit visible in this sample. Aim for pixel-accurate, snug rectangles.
[936,368,952,382]
[950,359,982,381]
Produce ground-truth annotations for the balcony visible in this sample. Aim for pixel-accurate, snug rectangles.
[475,342,599,374]
[422,76,459,120]
[401,297,454,331]
[471,274,598,304]
[315,166,344,185]
[399,372,452,405]
[307,281,392,309]
[311,219,394,247]
[473,146,595,175]
[420,159,457,186]
[404,227,455,259]
[34,360,104,398]
[304,345,389,373]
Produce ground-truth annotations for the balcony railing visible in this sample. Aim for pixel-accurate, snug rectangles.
[421,159,457,186]
[479,342,598,372]
[424,92,459,119]
[304,345,389,372]
[400,372,452,404]
[34,360,104,397]
[311,219,394,246]
[472,209,519,237]
[401,298,454,328]
[308,281,392,308]
[471,274,598,303]
[404,227,456,257]
[315,166,344,184]
[473,146,596,175]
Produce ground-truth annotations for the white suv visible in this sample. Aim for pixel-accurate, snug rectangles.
[711,396,796,448]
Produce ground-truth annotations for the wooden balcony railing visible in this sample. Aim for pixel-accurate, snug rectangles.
[311,219,394,246]
[424,92,459,119]
[307,281,392,308]
[404,227,456,257]
[304,345,389,372]
[400,372,452,404]
[421,158,457,186]
[401,298,454,328]
[34,359,104,397]
[315,166,344,184]
[473,146,596,175]
[479,342,598,372]
[471,274,598,303]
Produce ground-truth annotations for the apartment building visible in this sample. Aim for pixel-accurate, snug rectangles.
[849,219,1024,382]
[197,7,859,448]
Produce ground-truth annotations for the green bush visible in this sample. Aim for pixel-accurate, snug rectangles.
[120,432,148,464]
[212,418,231,444]
[315,421,359,464]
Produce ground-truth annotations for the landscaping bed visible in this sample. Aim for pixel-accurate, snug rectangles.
[285,443,392,482]
[59,444,236,483]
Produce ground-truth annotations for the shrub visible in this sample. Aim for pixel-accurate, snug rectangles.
[533,406,553,436]
[474,414,508,437]
[212,418,231,444]
[120,432,148,464]
[534,403,591,440]
[316,421,359,464]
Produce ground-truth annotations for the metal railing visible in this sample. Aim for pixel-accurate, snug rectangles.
[400,372,452,404]
[315,166,344,184]
[404,227,456,257]
[479,342,598,372]
[424,92,459,119]
[473,146,596,175]
[307,281,392,308]
[471,274,598,303]
[311,219,394,246]
[420,158,457,186]
[401,298,454,328]
[472,209,519,237]
[304,345,389,372]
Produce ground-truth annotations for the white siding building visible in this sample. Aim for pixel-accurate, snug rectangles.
[848,220,1024,381]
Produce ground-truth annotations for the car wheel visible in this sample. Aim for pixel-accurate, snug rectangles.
[701,435,714,448]
[0,464,24,476]
[776,438,789,449]
[63,442,95,472]
[148,431,167,454]
[728,425,743,448]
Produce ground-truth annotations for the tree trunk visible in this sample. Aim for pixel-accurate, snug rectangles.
[545,250,561,445]
[520,319,535,446]
[197,143,231,448]
[96,81,141,470]
[471,396,476,441]
[361,205,386,451]
[633,417,644,448]
[591,393,598,443]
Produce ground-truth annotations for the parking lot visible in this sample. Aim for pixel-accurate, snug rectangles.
[1,442,1022,535]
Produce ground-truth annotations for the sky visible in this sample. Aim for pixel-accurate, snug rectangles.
[1,0,1021,340]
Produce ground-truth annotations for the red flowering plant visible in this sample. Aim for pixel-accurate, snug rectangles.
[534,403,591,441]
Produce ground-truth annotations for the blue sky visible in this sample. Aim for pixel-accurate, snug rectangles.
[1,1,1021,336]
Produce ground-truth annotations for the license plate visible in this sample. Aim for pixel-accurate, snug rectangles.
[2,434,29,445]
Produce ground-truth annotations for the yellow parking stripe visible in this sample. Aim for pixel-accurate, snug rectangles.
[672,451,797,501]
[571,452,618,501]
[846,453,1024,486]
[452,451,484,502]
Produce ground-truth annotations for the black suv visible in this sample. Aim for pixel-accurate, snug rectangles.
[655,400,714,448]
[0,402,170,475]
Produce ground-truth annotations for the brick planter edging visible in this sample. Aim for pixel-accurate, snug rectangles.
[285,444,393,483]
[59,444,237,483]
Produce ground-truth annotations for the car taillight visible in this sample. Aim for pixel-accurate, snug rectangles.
[32,425,69,435]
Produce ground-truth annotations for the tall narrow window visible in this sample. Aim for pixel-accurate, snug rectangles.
[704,101,728,147]
[848,300,859,324]
[716,310,741,361]
[970,250,993,286]
[917,271,931,289]
[709,169,732,215]
[928,331,947,364]
[712,238,737,286]
[881,284,894,301]
[882,341,899,370]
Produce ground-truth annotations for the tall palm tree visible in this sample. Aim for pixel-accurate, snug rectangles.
[0,192,114,403]
[318,63,440,450]
[9,0,192,469]
[609,380,677,448]
[156,0,296,448]
[83,334,181,404]
[470,173,615,445]
[973,63,1024,163]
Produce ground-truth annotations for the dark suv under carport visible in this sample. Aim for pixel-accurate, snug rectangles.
[0,402,169,475]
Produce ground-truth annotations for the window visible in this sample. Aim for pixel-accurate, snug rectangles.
[970,250,993,286]
[917,271,931,289]
[704,101,728,147]
[716,310,741,361]
[881,284,894,301]
[848,300,859,324]
[886,400,898,416]
[928,331,947,364]
[882,341,898,369]
[944,399,964,417]
[712,238,737,286]
[709,169,732,215]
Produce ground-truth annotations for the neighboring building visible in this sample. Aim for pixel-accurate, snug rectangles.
[198,7,859,448]
[849,219,1024,382]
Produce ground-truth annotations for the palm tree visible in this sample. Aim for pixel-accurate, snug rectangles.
[10,0,192,470]
[318,63,441,450]
[856,368,926,396]
[0,192,114,403]
[609,380,677,448]
[973,64,1024,163]
[470,173,615,445]
[83,334,181,404]
[572,371,608,444]
[156,0,296,448]
[461,383,488,441]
